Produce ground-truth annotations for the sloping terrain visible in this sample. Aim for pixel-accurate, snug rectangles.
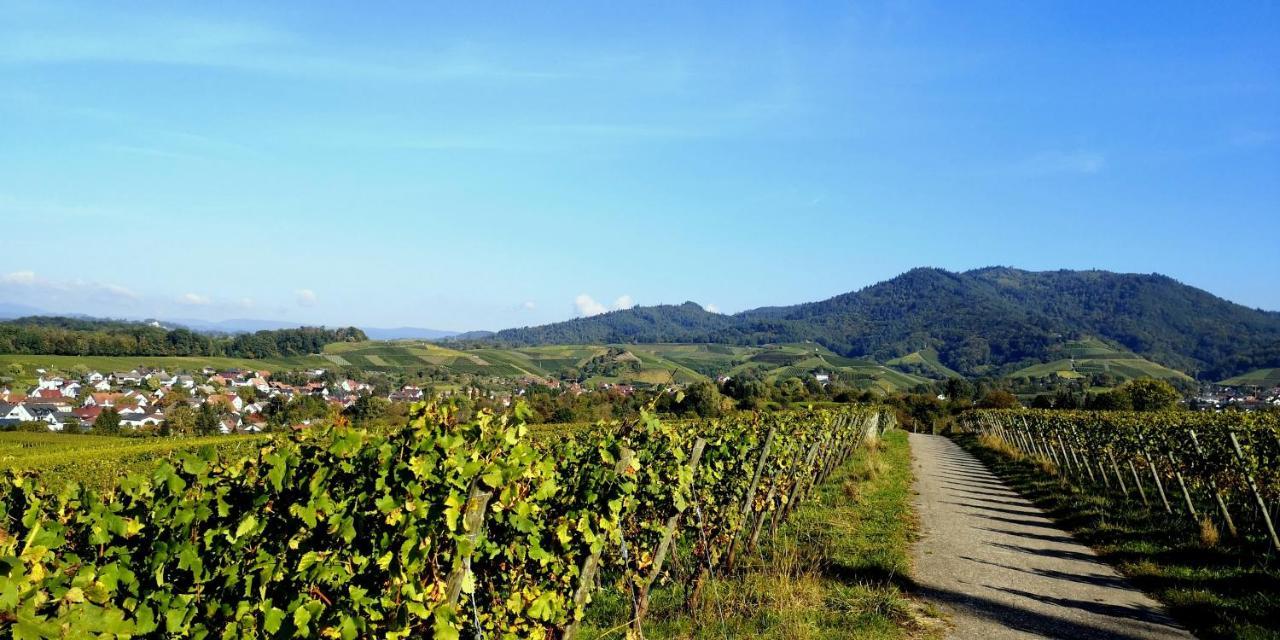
[322,341,927,392]
[481,268,1280,379]
[1008,338,1192,383]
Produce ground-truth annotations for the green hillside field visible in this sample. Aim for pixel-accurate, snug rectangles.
[1009,338,1192,382]
[1219,368,1280,387]
[885,349,962,379]
[323,341,929,393]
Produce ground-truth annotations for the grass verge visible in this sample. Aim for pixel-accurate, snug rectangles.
[959,433,1280,640]
[581,429,943,640]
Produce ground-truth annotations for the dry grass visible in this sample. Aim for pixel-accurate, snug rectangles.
[977,434,1022,461]
[1199,517,1220,549]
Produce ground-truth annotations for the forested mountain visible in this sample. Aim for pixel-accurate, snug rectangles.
[0,316,367,359]
[487,268,1280,379]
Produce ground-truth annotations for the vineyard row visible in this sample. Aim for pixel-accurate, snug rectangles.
[2,403,892,639]
[961,409,1280,552]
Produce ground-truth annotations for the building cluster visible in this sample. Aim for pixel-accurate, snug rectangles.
[0,367,405,434]
[1192,385,1280,411]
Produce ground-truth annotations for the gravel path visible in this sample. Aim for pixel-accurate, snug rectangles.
[909,433,1195,639]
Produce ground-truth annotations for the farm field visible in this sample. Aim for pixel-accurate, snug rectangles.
[1219,367,1280,387]
[885,348,961,379]
[1008,338,1191,382]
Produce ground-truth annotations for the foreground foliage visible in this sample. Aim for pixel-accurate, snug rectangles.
[1,403,889,638]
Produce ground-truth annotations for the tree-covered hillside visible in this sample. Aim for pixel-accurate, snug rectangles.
[485,268,1280,379]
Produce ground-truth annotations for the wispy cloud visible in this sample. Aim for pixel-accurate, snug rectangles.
[1017,150,1106,176]
[179,293,211,305]
[0,8,565,84]
[1,270,37,285]
[612,295,635,310]
[704,303,720,313]
[295,289,317,307]
[0,193,146,223]
[0,269,139,302]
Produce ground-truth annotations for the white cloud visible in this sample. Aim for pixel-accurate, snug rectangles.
[179,293,211,305]
[296,289,317,307]
[522,300,537,311]
[704,303,720,313]
[574,294,607,317]
[239,297,255,309]
[1,270,137,301]
[612,295,635,310]
[1,270,37,285]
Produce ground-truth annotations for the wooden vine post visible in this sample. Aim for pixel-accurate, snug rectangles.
[725,426,775,570]
[1126,458,1150,506]
[781,439,823,521]
[1166,451,1199,524]
[1106,450,1129,497]
[1189,429,1238,539]
[1071,426,1099,485]
[633,437,707,636]
[561,551,602,640]
[1228,432,1280,553]
[445,482,495,607]
[1137,434,1173,514]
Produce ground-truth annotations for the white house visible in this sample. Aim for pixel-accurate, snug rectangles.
[40,411,80,432]
[36,376,63,391]
[219,415,244,435]
[121,413,164,429]
[0,403,35,422]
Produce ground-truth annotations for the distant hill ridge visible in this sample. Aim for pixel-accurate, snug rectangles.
[484,267,1280,379]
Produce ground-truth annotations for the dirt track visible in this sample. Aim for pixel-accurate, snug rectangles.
[909,433,1194,639]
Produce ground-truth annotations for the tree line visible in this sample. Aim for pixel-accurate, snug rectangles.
[0,317,367,359]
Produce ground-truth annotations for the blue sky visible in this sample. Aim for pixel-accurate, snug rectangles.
[1,1,1277,330]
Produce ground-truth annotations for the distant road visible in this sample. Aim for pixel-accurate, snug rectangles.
[909,433,1194,640]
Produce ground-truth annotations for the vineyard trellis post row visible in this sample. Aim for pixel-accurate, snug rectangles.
[724,426,775,571]
[1229,431,1280,552]
[632,437,707,636]
[1165,450,1200,525]
[1189,429,1238,539]
[1138,433,1174,514]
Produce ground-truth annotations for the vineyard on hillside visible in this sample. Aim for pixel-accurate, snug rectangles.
[0,433,269,491]
[1,404,891,638]
[961,409,1280,552]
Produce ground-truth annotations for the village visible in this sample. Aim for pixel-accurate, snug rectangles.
[0,366,418,434]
